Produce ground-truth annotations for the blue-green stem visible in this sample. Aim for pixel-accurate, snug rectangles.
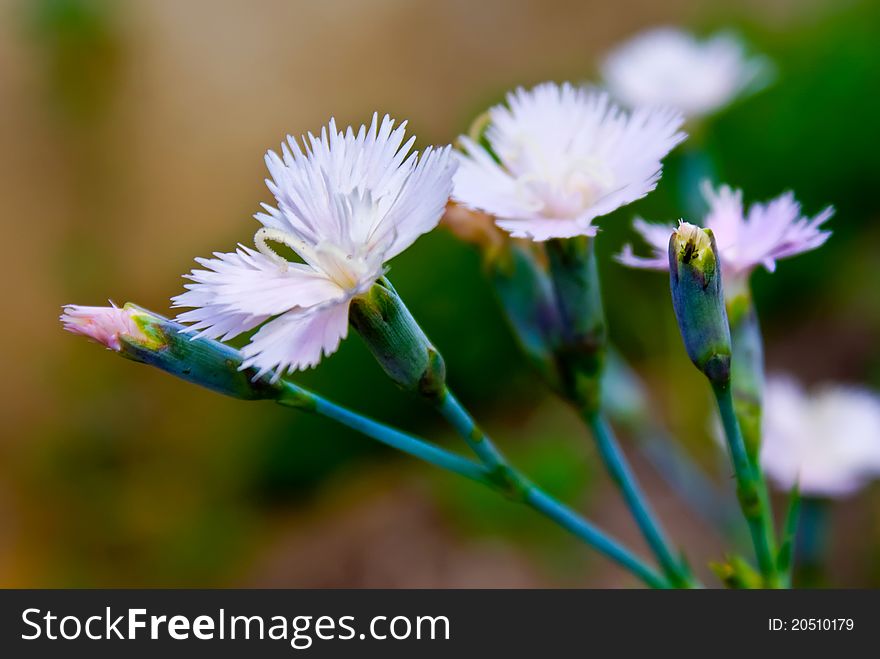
[524,487,670,589]
[584,411,696,588]
[278,382,491,487]
[636,428,743,536]
[282,383,667,588]
[435,387,668,588]
[793,497,829,588]
[713,382,780,587]
[436,388,510,474]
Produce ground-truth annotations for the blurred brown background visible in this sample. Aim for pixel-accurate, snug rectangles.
[1,0,878,587]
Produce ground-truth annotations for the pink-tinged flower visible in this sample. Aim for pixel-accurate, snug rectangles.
[616,182,833,280]
[452,82,685,241]
[60,303,145,351]
[760,376,880,497]
[173,114,456,379]
[601,27,770,119]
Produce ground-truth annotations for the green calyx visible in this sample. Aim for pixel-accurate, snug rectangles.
[546,237,607,411]
[668,224,732,386]
[118,304,281,400]
[349,280,446,399]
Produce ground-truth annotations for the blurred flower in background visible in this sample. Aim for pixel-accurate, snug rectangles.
[617,182,833,285]
[453,82,685,240]
[601,27,770,119]
[760,376,880,498]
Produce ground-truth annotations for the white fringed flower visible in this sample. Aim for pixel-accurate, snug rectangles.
[452,82,685,241]
[760,376,880,497]
[173,114,456,378]
[601,27,769,119]
[617,182,833,280]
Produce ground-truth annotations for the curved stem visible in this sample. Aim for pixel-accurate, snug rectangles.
[435,386,670,588]
[713,382,780,587]
[523,486,670,589]
[583,411,695,588]
[636,428,742,535]
[436,388,510,473]
[278,382,492,486]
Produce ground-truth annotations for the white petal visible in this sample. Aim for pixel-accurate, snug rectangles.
[760,375,880,497]
[453,82,685,242]
[371,144,458,260]
[602,27,770,118]
[256,114,455,280]
[241,299,352,379]
[173,245,343,341]
[495,216,597,241]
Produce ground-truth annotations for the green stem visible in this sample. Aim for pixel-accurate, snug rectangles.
[435,386,670,588]
[713,382,780,587]
[584,411,695,588]
[523,487,670,589]
[278,382,492,487]
[282,383,668,588]
[436,388,510,473]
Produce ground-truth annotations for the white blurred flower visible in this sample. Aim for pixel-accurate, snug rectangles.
[173,114,456,378]
[617,181,833,281]
[452,82,685,241]
[759,376,880,497]
[601,27,770,119]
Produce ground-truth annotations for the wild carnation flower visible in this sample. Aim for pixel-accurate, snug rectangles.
[760,376,880,497]
[617,182,833,281]
[173,114,456,378]
[601,27,769,119]
[61,303,145,351]
[452,82,685,241]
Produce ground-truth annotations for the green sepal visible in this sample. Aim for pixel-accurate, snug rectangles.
[668,225,732,386]
[490,242,565,390]
[546,237,607,411]
[119,304,282,400]
[349,280,446,399]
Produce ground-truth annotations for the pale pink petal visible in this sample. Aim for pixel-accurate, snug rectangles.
[761,376,880,497]
[453,82,685,242]
[61,303,140,351]
[240,299,352,380]
[173,245,344,341]
[613,218,674,270]
[371,144,457,260]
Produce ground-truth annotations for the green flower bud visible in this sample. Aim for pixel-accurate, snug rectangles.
[547,236,607,410]
[349,281,446,399]
[61,302,282,399]
[121,305,282,400]
[490,242,565,390]
[668,223,731,385]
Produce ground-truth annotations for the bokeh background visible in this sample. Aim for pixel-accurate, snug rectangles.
[1,0,878,587]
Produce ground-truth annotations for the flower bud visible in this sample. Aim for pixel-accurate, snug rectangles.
[668,222,731,385]
[61,303,282,400]
[546,237,607,410]
[349,281,446,399]
[490,242,565,390]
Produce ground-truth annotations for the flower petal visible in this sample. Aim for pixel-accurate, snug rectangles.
[240,299,352,379]
[173,245,343,341]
